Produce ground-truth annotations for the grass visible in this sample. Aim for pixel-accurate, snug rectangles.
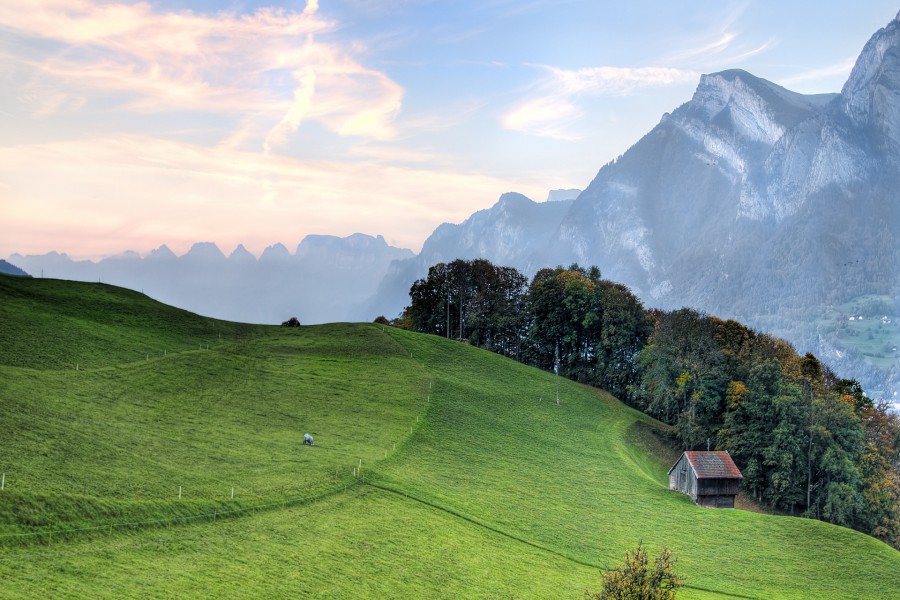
[0,275,898,598]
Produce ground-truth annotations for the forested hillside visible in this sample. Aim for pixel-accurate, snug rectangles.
[398,259,900,548]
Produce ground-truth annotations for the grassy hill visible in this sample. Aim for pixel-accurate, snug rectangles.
[0,275,898,598]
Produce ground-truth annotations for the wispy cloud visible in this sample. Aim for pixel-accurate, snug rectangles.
[659,1,774,71]
[502,65,697,139]
[1,0,404,150]
[780,57,856,88]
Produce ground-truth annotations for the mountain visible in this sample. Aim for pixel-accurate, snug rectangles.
[543,17,900,397]
[0,259,29,277]
[546,188,582,202]
[365,14,900,399]
[9,234,413,325]
[364,192,573,319]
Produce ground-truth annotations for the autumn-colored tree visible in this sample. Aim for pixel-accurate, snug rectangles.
[588,542,684,600]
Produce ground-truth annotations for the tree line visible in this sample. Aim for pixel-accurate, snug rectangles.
[390,259,900,549]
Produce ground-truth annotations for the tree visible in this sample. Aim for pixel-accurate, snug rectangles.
[857,400,900,546]
[636,309,726,435]
[595,281,653,400]
[588,542,684,600]
[405,259,527,359]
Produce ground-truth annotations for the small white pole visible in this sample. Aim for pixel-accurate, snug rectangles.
[1,473,5,491]
[231,487,234,499]
[178,485,182,499]
[416,415,419,422]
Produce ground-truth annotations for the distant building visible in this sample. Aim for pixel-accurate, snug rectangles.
[668,451,743,508]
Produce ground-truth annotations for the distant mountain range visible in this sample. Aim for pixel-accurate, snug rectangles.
[9,234,413,325]
[8,14,899,399]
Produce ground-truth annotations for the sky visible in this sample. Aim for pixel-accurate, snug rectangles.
[1,0,898,260]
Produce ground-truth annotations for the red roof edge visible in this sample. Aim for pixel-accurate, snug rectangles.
[681,451,743,479]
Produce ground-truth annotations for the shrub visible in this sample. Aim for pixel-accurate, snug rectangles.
[587,542,684,600]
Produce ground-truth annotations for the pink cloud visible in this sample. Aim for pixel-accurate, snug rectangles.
[0,136,539,259]
[2,0,402,148]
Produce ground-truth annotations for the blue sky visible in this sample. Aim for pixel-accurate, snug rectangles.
[1,0,898,258]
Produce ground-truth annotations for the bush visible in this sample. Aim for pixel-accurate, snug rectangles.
[587,542,684,600]
[281,317,301,327]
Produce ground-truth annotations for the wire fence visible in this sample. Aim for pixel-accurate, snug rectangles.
[0,478,365,547]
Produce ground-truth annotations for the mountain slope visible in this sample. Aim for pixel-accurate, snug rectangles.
[0,259,28,277]
[1,276,897,598]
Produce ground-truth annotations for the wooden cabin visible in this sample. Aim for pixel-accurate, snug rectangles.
[668,451,742,508]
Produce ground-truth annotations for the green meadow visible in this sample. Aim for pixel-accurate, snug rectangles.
[0,275,898,598]
[815,294,899,370]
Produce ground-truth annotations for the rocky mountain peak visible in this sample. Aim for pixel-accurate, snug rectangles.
[184,242,225,261]
[841,13,900,142]
[295,233,411,261]
[229,244,257,262]
[688,69,830,147]
[260,242,291,261]
[148,244,176,260]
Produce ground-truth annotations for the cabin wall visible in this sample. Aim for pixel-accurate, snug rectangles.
[697,478,741,497]
[697,494,736,509]
[669,455,698,500]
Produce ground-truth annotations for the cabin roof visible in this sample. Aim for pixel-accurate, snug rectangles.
[668,451,743,479]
